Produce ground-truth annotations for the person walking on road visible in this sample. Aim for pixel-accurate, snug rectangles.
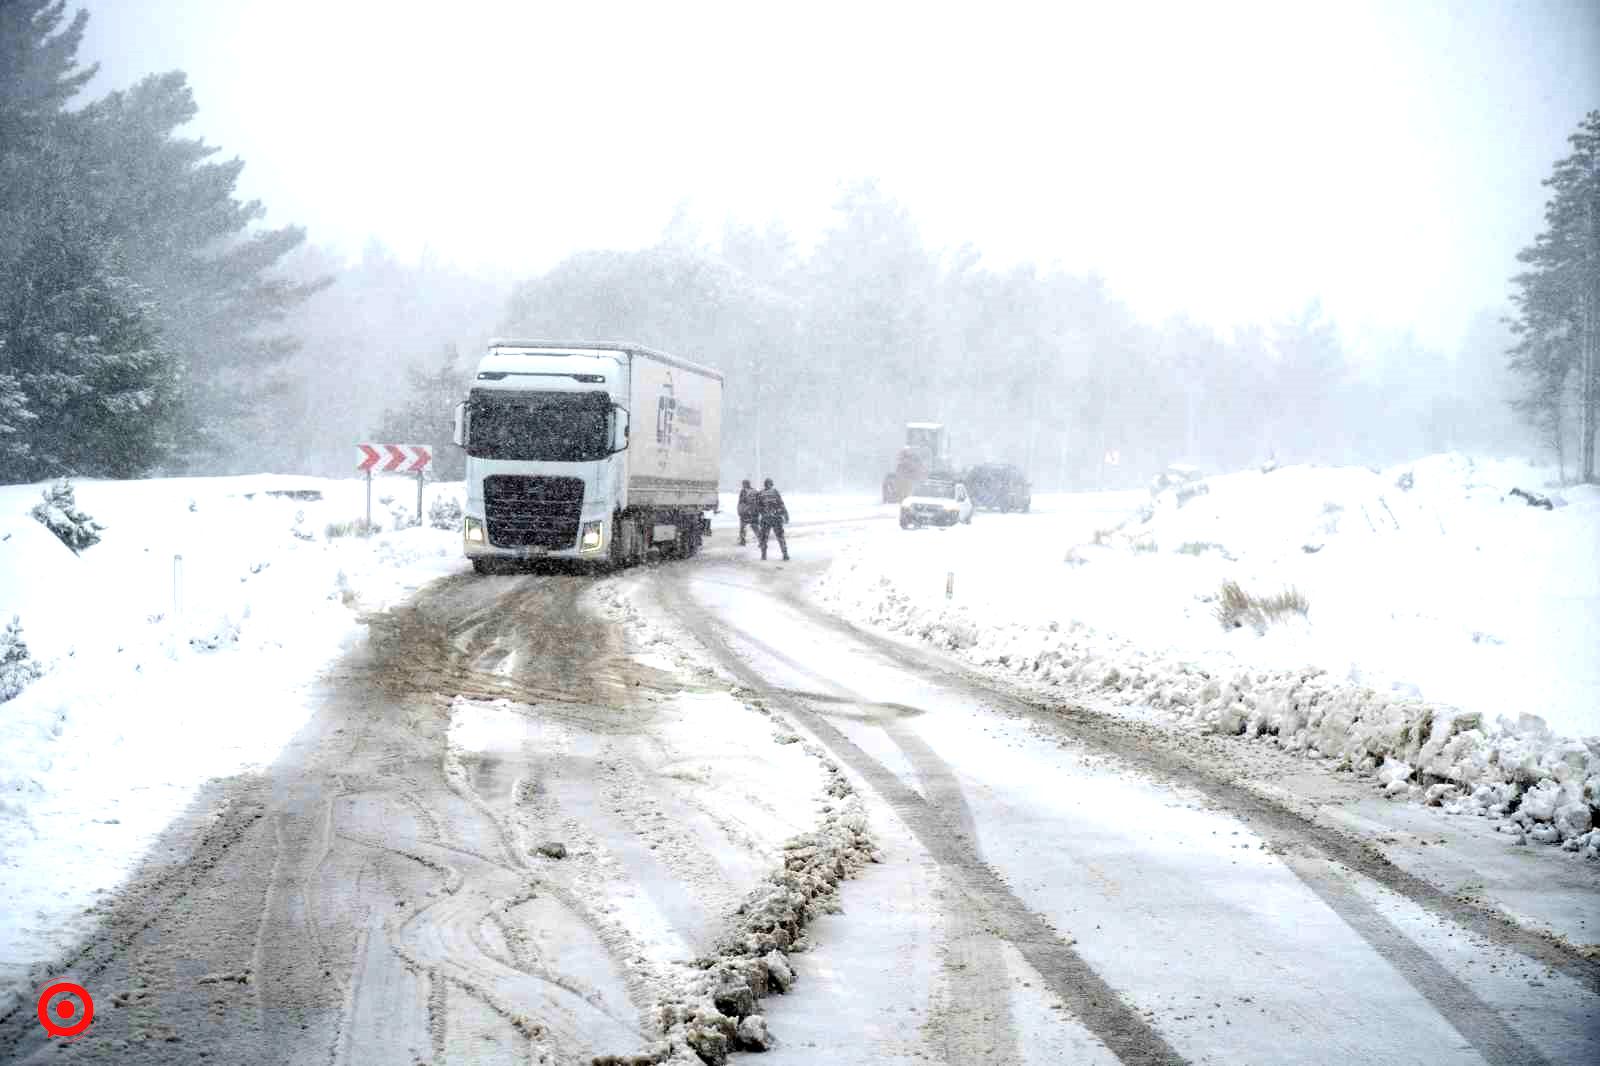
[737,479,758,546]
[756,477,789,561]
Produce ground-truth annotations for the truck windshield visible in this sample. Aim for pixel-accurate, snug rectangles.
[467,391,610,462]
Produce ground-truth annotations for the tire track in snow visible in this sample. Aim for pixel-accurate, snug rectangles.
[658,571,1189,1066]
[1279,855,1554,1066]
[778,580,1581,1065]
[724,626,1025,1063]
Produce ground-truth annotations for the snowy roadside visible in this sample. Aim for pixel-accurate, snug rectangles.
[811,454,1600,860]
[0,474,470,1015]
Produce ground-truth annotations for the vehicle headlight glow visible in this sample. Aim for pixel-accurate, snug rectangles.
[580,520,604,552]
[465,517,485,544]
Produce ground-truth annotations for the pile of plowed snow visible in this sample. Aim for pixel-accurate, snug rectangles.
[814,454,1599,856]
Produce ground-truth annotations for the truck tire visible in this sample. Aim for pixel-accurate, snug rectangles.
[611,514,648,569]
[610,516,628,569]
[471,558,496,575]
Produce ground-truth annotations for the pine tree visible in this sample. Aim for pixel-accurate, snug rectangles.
[0,2,95,474]
[0,6,320,480]
[0,2,93,148]
[0,234,179,479]
[69,71,328,469]
[0,2,180,480]
[1509,110,1600,482]
[1,615,45,703]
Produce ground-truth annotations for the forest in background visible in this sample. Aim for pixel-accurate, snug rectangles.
[7,2,1589,493]
[315,182,1530,492]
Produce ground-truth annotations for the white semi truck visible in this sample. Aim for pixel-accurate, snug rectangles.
[452,340,723,572]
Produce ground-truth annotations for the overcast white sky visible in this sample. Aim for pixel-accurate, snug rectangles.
[80,0,1598,351]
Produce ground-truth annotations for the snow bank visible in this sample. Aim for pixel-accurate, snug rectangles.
[813,454,1600,857]
[0,473,470,1011]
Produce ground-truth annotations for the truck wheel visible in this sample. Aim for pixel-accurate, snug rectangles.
[610,517,628,568]
[471,558,496,575]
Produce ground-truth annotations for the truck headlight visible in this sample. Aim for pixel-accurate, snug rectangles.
[580,520,604,552]
[465,517,485,544]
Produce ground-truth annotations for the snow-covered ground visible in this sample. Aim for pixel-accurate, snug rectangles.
[0,474,470,1010]
[814,454,1600,855]
[3,458,1595,1030]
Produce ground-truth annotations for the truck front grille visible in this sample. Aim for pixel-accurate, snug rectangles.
[484,475,585,549]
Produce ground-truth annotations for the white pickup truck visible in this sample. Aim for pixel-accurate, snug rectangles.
[452,340,723,571]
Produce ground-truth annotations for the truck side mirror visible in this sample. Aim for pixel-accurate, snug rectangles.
[452,401,467,447]
[610,404,630,454]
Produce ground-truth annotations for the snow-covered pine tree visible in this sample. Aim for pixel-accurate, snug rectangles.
[1,2,94,479]
[0,356,34,472]
[0,4,320,479]
[30,478,104,552]
[1,3,181,480]
[1,235,181,480]
[0,615,45,702]
[428,496,463,530]
[1509,110,1600,483]
[72,70,328,472]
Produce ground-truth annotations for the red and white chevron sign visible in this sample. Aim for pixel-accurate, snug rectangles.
[356,443,432,474]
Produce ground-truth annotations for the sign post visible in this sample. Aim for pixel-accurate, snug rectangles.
[357,443,433,531]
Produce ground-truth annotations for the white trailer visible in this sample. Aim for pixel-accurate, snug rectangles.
[451,340,723,571]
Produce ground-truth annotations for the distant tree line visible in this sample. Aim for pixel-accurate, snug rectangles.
[0,1,318,483]
[499,184,1525,492]
[1508,110,1600,484]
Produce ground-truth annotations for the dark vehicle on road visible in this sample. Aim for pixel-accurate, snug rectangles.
[964,462,1031,512]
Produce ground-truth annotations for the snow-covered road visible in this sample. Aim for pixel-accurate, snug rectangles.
[1,476,1596,1064]
[647,537,1598,1065]
[0,566,851,1064]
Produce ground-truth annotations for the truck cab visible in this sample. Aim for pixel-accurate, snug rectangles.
[453,341,721,571]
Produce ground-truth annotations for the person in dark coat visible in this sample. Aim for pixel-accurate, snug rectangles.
[755,478,789,561]
[736,479,758,546]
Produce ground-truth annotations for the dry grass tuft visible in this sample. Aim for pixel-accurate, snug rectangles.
[1214,580,1309,631]
[325,518,380,539]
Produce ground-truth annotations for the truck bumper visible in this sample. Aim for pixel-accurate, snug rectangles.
[463,514,609,562]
